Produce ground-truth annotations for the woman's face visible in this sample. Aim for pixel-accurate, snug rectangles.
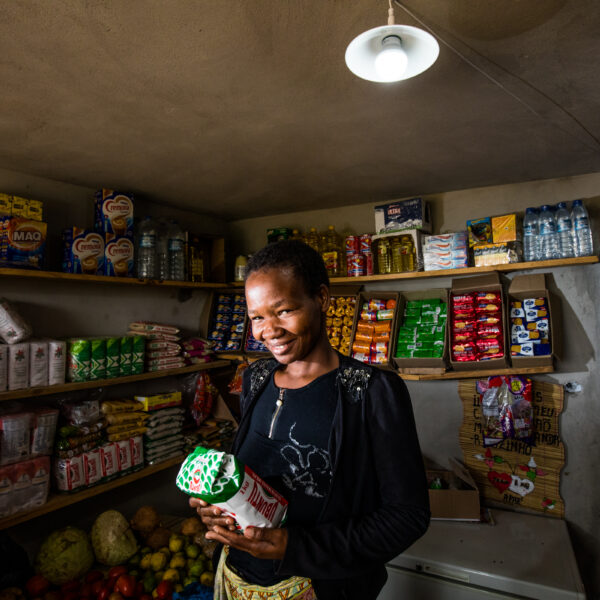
[245,267,329,364]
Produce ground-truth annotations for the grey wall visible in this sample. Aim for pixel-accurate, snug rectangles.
[227,172,600,598]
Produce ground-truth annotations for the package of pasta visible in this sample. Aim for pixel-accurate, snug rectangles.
[101,399,141,414]
[176,446,288,531]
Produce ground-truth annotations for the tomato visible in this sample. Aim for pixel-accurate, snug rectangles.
[97,586,111,600]
[92,580,106,597]
[135,582,144,598]
[156,580,173,600]
[80,583,93,597]
[108,566,128,579]
[61,580,80,594]
[85,571,105,584]
[115,575,136,598]
[26,574,51,597]
[108,593,124,600]
[106,576,119,592]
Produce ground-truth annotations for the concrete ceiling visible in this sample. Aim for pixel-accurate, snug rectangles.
[1,1,599,220]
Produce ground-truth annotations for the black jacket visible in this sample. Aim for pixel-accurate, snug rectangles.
[229,353,430,600]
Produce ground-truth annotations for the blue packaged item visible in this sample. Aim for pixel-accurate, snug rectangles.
[94,189,134,238]
[374,197,431,233]
[62,227,105,274]
[0,216,47,269]
[173,582,214,600]
[104,235,134,277]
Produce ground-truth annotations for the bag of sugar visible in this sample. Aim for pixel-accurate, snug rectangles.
[0,298,32,344]
[176,446,288,532]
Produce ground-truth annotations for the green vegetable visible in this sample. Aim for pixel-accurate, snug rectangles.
[91,510,138,566]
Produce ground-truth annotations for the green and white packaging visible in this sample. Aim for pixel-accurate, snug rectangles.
[176,446,288,531]
[131,335,145,375]
[119,336,133,376]
[67,338,91,382]
[105,337,120,378]
[89,338,107,381]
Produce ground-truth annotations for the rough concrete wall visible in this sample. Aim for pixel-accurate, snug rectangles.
[228,172,600,598]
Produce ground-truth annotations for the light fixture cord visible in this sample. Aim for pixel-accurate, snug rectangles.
[387,0,395,25]
[392,0,600,152]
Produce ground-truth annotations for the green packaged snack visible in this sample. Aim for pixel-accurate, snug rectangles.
[176,446,288,531]
[131,335,145,375]
[119,336,133,376]
[89,338,106,381]
[105,336,120,378]
[67,338,91,382]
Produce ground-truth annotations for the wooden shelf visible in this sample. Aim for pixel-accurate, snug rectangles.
[0,267,226,288]
[329,256,598,284]
[0,454,186,530]
[0,360,231,402]
[398,365,555,381]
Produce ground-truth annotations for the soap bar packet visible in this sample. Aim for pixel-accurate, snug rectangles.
[176,446,288,532]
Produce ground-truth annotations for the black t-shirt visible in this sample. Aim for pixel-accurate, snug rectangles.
[227,368,338,585]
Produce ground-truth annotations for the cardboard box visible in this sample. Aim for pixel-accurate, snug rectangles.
[392,288,449,372]
[104,235,134,277]
[427,458,481,521]
[374,197,432,234]
[350,291,400,367]
[492,213,520,243]
[467,217,492,247]
[508,273,562,368]
[0,216,47,269]
[62,228,105,275]
[372,229,424,273]
[473,241,521,267]
[202,290,248,354]
[449,272,509,371]
[94,189,134,239]
[327,285,361,357]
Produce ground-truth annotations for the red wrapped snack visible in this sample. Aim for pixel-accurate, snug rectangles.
[476,302,501,313]
[478,325,502,338]
[453,319,476,333]
[476,292,501,302]
[477,314,501,325]
[453,294,475,305]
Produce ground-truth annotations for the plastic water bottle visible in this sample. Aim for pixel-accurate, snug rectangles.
[572,199,594,257]
[156,218,169,280]
[554,202,574,259]
[167,220,186,280]
[538,205,560,260]
[136,216,157,278]
[522,207,540,262]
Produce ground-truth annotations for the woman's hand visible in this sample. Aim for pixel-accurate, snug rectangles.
[188,497,237,532]
[207,524,288,560]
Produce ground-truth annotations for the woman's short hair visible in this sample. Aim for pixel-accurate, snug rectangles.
[245,239,329,296]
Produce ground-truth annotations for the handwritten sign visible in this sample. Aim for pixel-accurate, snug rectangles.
[459,379,565,518]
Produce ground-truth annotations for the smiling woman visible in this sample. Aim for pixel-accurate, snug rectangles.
[190,240,430,600]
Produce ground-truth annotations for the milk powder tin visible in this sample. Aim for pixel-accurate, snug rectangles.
[62,228,105,275]
[104,235,134,277]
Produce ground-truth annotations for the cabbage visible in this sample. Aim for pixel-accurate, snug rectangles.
[35,526,94,585]
[91,509,138,566]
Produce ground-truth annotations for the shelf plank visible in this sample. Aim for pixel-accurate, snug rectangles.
[0,267,226,289]
[398,365,555,381]
[329,255,599,284]
[0,454,186,530]
[0,360,231,402]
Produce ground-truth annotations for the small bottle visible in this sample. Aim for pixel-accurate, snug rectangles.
[522,207,540,262]
[538,205,560,260]
[390,236,403,273]
[571,199,594,257]
[376,238,392,274]
[234,255,247,282]
[400,235,415,272]
[321,225,342,277]
[188,235,205,282]
[290,229,304,242]
[156,218,169,280]
[305,227,320,252]
[136,216,157,279]
[167,220,186,281]
[554,202,574,259]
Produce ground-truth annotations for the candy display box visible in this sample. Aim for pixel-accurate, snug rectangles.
[508,273,562,368]
[449,272,509,372]
[392,288,449,372]
[427,458,481,521]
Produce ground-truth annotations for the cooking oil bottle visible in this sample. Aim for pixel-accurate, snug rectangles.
[321,225,342,277]
[305,227,320,252]
[290,228,305,242]
[400,235,415,272]
[376,237,392,274]
[391,236,403,273]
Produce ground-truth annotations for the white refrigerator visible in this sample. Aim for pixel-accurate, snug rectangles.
[378,509,586,599]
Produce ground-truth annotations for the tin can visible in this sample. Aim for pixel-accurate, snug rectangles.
[368,299,386,311]
[363,251,374,275]
[360,310,378,321]
[67,338,91,383]
[359,234,372,254]
[89,338,106,381]
[345,235,360,255]
[347,253,364,277]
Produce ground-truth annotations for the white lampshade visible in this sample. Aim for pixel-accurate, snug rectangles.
[346,24,439,83]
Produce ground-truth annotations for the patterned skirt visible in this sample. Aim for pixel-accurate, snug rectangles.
[213,546,317,600]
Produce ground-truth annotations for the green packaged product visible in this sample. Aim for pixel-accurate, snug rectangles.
[105,336,120,378]
[404,317,420,328]
[131,335,145,375]
[413,348,435,358]
[119,336,133,376]
[67,338,91,382]
[89,338,106,381]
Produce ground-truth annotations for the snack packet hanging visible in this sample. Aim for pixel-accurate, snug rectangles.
[176,446,288,531]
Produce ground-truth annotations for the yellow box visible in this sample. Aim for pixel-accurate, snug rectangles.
[10,196,29,217]
[134,391,182,411]
[0,193,10,215]
[492,213,518,243]
[27,199,43,221]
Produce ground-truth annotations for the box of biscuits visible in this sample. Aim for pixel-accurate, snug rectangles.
[62,228,105,275]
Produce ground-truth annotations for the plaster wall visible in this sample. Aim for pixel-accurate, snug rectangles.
[228,172,600,598]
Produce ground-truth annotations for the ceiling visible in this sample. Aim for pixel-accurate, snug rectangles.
[1,1,599,221]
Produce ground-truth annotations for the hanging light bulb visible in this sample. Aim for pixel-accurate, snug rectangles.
[345,1,439,83]
[374,35,408,81]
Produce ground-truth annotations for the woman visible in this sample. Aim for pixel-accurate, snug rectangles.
[190,240,429,600]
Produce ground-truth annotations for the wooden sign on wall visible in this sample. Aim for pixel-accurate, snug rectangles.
[459,379,565,518]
